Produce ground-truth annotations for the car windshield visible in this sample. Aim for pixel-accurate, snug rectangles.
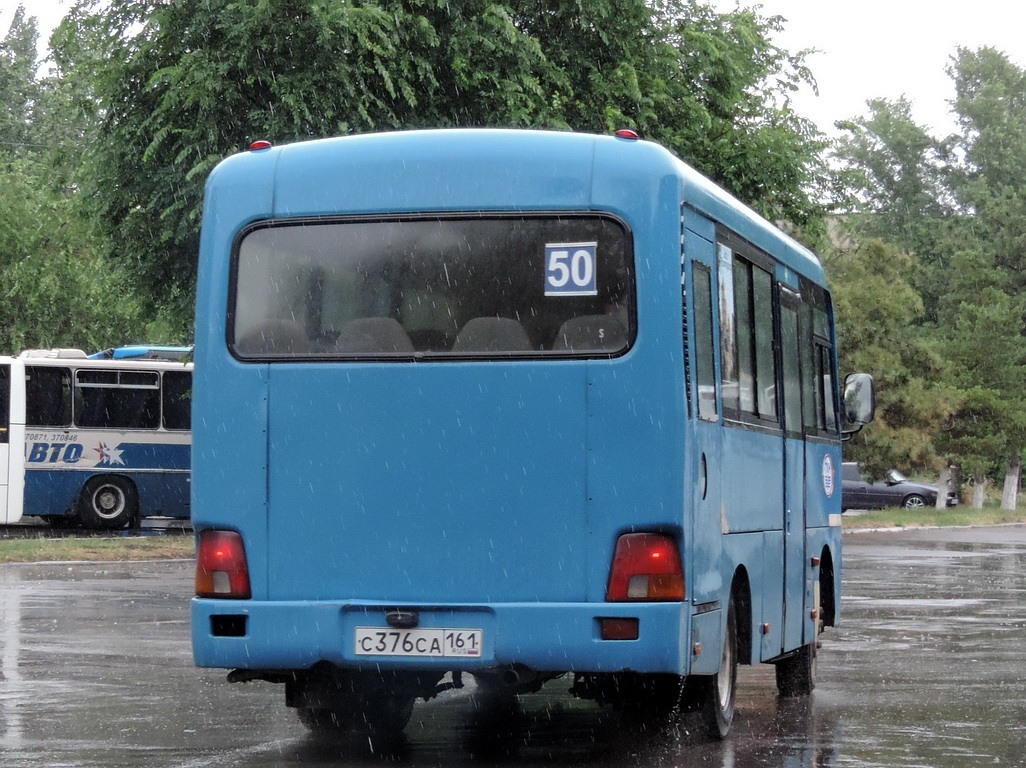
[888,469,909,483]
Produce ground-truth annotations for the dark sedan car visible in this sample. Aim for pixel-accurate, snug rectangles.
[841,462,958,511]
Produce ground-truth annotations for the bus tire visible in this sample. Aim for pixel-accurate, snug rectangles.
[608,673,683,718]
[776,575,820,697]
[696,598,738,740]
[78,476,137,530]
[295,693,415,735]
[775,642,816,697]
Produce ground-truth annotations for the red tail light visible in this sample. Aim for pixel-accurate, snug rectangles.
[606,533,684,601]
[196,530,251,599]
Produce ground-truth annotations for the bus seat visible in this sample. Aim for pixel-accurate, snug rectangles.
[235,319,308,356]
[452,317,532,353]
[552,315,628,352]
[406,329,453,352]
[331,317,415,354]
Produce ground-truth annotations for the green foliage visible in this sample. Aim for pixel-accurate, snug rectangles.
[826,236,949,473]
[0,155,143,354]
[0,6,39,150]
[51,0,829,331]
[933,251,1026,477]
[0,9,145,354]
[645,2,829,228]
[831,46,1026,488]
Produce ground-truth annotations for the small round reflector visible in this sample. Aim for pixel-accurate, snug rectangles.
[614,129,640,140]
[249,140,272,151]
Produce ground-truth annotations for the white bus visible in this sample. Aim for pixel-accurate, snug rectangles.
[0,348,192,529]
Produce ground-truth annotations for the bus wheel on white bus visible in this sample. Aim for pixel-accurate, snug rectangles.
[78,476,137,530]
[694,598,738,740]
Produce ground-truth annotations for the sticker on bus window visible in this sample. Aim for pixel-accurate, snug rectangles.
[544,242,598,296]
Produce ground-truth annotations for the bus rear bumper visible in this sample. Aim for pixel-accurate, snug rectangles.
[192,598,686,675]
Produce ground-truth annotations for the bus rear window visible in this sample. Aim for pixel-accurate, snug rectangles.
[230,215,634,360]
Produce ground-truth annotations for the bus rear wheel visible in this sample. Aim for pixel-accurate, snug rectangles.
[776,575,821,697]
[693,598,738,740]
[775,641,816,697]
[289,669,423,736]
[79,476,137,530]
[295,692,415,736]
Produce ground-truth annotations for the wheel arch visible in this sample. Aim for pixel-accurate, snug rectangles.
[730,566,754,665]
[78,472,139,503]
[820,544,837,627]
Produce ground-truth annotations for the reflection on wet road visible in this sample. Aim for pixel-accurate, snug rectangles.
[0,525,1024,767]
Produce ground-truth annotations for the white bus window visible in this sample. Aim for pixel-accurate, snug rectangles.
[25,367,71,427]
[75,370,160,430]
[162,371,192,431]
[0,365,8,444]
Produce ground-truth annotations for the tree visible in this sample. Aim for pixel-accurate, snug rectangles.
[944,49,1026,507]
[832,98,959,325]
[53,0,830,334]
[0,5,38,153]
[0,7,142,354]
[934,252,1026,507]
[825,236,949,478]
[831,48,1026,502]
[949,47,1026,296]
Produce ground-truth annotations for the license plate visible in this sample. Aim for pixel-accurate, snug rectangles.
[354,627,483,658]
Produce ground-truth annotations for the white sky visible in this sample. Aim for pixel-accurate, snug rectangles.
[710,0,1026,136]
[6,0,1026,137]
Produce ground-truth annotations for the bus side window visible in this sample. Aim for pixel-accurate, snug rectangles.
[751,266,776,419]
[75,370,160,430]
[717,243,738,412]
[693,262,718,421]
[25,367,72,427]
[162,370,192,431]
[800,284,839,435]
[0,365,8,443]
[719,240,778,423]
[780,304,802,435]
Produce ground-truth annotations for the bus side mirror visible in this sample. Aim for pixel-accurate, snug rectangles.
[841,372,875,437]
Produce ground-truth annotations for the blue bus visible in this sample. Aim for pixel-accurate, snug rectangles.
[88,344,193,361]
[0,348,192,529]
[191,129,874,739]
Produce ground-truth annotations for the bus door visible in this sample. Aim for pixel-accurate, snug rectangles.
[685,227,724,612]
[779,287,806,651]
[0,363,10,522]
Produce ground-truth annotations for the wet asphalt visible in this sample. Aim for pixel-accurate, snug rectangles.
[0,524,1024,767]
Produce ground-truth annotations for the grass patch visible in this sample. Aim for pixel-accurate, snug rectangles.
[842,506,1026,530]
[3,508,1025,563]
[0,535,195,564]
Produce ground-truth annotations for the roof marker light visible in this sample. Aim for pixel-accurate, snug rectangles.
[615,129,640,140]
[249,140,272,151]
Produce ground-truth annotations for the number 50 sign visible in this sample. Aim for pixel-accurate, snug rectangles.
[545,242,598,296]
